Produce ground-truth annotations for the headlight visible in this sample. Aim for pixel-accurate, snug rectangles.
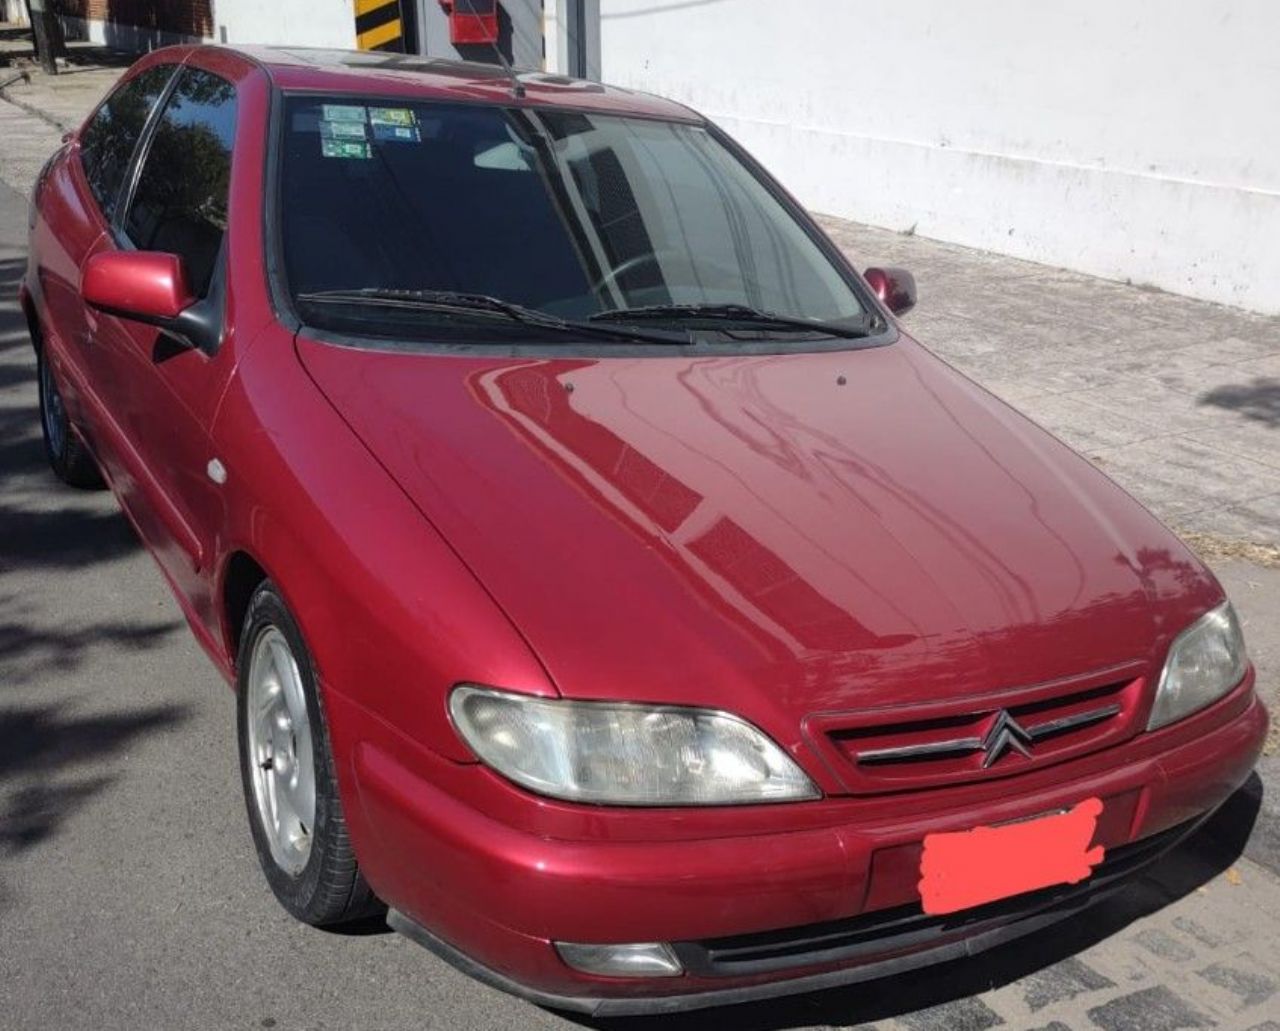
[1148,602,1248,730]
[449,685,819,805]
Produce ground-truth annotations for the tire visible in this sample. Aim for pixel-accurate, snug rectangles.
[236,581,381,926]
[36,346,103,489]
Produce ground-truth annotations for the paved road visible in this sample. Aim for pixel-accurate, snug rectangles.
[1,141,1279,1031]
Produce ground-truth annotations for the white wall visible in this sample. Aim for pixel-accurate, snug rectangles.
[598,0,1280,313]
[215,0,355,48]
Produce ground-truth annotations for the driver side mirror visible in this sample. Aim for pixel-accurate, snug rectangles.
[863,267,917,316]
[83,250,224,354]
[83,249,225,355]
[83,250,195,324]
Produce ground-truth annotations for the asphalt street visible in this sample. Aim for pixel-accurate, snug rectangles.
[2,174,1279,1031]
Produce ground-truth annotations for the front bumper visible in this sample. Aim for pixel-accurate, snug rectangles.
[342,683,1268,1015]
[388,815,1205,1016]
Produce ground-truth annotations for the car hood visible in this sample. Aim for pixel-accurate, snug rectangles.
[296,334,1219,740]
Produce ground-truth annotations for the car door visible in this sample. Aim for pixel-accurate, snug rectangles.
[85,64,240,629]
[35,62,176,440]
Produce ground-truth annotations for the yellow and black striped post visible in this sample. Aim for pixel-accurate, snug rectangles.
[355,0,406,52]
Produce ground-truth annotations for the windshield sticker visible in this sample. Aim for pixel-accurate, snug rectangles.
[321,138,372,160]
[322,104,367,123]
[321,119,368,141]
[369,107,417,128]
[372,123,421,143]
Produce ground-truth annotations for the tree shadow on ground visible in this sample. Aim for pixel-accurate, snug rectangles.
[0,496,143,571]
[1,256,32,356]
[0,592,179,685]
[1199,377,1280,429]
[0,258,141,575]
[0,700,189,857]
[0,359,40,389]
[0,187,190,912]
[575,780,1262,1031]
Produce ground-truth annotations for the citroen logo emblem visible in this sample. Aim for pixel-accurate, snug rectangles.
[980,710,1034,767]
[855,702,1122,768]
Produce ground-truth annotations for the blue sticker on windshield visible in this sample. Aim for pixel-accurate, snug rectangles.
[372,123,421,143]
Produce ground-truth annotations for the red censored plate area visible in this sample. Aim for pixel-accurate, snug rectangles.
[919,797,1105,916]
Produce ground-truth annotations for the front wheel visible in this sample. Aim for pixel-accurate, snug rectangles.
[236,581,381,926]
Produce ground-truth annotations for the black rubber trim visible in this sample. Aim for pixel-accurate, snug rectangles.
[386,813,1208,1017]
[389,892,1109,1017]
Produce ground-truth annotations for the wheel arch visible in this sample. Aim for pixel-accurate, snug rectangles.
[221,549,270,668]
[19,281,41,354]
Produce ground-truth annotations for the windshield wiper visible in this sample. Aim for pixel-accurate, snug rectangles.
[589,303,878,339]
[295,288,687,346]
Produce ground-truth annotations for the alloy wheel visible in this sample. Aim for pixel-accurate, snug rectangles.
[245,626,317,876]
[39,355,67,460]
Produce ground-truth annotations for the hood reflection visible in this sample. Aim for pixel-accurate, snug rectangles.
[298,328,1219,715]
[476,354,968,664]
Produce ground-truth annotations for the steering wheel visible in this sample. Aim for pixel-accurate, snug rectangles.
[590,250,754,299]
[590,251,674,296]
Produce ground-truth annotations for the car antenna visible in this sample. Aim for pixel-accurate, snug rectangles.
[483,22,526,99]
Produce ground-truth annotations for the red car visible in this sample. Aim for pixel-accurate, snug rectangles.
[22,45,1266,1016]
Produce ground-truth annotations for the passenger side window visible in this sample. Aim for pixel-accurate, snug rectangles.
[125,67,237,299]
[79,64,175,222]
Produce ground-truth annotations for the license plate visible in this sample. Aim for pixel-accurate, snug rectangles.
[919,797,1105,916]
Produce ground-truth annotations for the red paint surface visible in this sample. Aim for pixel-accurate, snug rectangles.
[20,44,1268,1007]
[82,250,194,320]
[920,797,1105,915]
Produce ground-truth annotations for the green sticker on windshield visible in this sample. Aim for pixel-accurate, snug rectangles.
[321,138,372,160]
[322,104,367,123]
[321,119,367,140]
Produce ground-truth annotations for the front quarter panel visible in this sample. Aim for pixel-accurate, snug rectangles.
[211,322,555,764]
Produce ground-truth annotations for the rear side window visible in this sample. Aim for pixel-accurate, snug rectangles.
[79,64,175,221]
[125,67,237,298]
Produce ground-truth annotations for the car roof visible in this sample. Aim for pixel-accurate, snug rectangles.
[208,44,703,122]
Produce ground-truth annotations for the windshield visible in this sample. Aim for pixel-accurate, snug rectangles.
[278,95,872,345]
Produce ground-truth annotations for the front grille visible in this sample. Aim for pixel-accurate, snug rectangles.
[673,820,1194,978]
[809,666,1146,795]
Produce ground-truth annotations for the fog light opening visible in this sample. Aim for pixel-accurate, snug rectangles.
[555,941,683,978]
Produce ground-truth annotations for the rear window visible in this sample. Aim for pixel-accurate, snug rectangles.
[277,95,870,346]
